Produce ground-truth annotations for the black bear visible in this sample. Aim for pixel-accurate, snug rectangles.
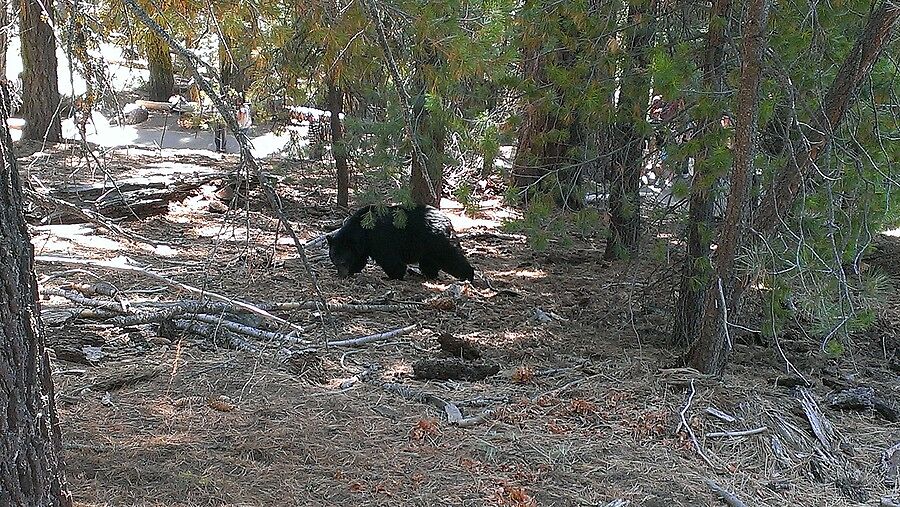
[326,205,475,281]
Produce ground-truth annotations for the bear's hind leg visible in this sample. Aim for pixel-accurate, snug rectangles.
[418,258,440,279]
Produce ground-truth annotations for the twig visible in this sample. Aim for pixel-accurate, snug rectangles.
[183,313,309,345]
[705,406,737,423]
[705,426,767,438]
[454,409,495,428]
[703,479,749,507]
[328,324,417,347]
[678,380,715,467]
[34,255,305,335]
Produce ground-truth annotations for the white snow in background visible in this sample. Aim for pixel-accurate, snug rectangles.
[5,35,299,158]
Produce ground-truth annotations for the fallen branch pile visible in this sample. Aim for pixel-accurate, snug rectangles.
[38,258,421,354]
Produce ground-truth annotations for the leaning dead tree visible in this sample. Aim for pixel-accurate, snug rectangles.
[122,0,334,330]
[684,0,900,374]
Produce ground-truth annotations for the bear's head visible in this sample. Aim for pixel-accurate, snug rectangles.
[326,231,365,278]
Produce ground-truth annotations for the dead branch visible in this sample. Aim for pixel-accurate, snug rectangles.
[172,319,259,352]
[34,255,304,335]
[454,409,495,428]
[136,299,417,314]
[370,380,465,424]
[705,426,768,438]
[703,479,749,507]
[327,324,417,347]
[26,189,163,247]
[182,313,308,345]
[827,386,899,422]
[41,288,127,313]
[677,379,715,467]
[797,387,837,449]
[705,406,737,423]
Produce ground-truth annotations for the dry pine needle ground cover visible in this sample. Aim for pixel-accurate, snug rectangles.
[21,144,899,507]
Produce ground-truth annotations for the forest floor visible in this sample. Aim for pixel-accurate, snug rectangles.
[22,142,899,507]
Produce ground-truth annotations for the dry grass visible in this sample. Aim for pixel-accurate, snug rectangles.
[23,144,899,506]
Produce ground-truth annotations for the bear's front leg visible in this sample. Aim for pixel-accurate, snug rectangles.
[378,258,408,280]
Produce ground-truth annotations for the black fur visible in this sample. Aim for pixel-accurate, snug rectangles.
[326,205,475,281]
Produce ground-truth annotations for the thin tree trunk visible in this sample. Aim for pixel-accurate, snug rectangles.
[0,82,72,506]
[604,0,656,260]
[754,0,900,233]
[328,81,350,208]
[19,0,61,142]
[146,30,174,101]
[670,0,731,344]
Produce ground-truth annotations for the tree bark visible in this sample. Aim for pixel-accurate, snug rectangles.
[670,0,731,343]
[683,0,769,374]
[409,93,444,208]
[603,0,656,260]
[409,48,444,208]
[328,81,350,208]
[19,0,62,142]
[684,0,899,375]
[0,82,73,506]
[0,0,8,80]
[145,30,174,101]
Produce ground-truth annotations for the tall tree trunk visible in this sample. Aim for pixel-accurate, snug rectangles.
[145,30,174,101]
[0,0,8,80]
[670,0,732,344]
[685,0,899,374]
[409,93,444,208]
[409,53,444,208]
[683,0,769,373]
[19,0,61,142]
[328,81,350,208]
[604,0,656,260]
[0,82,72,506]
